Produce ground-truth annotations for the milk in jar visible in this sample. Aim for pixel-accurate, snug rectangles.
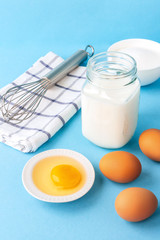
[81,52,140,148]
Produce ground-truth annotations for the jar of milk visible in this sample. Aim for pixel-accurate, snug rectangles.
[81,51,140,148]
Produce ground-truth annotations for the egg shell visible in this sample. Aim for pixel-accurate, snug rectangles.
[99,151,142,183]
[115,187,158,222]
[139,128,160,162]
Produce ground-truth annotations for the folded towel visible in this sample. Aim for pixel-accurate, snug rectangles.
[0,52,86,152]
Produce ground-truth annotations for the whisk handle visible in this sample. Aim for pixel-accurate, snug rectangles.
[44,47,93,85]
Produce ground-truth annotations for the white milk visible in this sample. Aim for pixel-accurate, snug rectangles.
[81,80,140,148]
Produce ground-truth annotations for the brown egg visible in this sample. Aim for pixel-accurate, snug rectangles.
[99,151,142,183]
[139,129,160,162]
[115,187,158,222]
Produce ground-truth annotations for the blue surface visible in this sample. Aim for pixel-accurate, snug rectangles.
[0,0,160,239]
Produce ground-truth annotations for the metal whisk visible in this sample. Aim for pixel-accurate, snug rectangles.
[1,45,94,124]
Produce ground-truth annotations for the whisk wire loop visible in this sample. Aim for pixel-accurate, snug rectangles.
[1,78,50,123]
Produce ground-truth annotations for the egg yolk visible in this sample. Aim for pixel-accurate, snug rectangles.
[51,164,81,189]
[32,156,86,196]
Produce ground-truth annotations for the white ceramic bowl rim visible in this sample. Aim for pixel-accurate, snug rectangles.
[108,38,160,71]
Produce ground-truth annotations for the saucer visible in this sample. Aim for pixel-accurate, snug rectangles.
[22,149,95,203]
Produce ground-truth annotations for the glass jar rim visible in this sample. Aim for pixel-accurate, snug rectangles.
[87,51,137,81]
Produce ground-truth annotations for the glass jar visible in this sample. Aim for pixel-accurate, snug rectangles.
[81,51,140,148]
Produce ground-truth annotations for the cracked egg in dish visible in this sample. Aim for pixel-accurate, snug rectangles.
[22,149,95,202]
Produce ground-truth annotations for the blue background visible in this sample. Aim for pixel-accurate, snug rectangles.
[0,0,160,239]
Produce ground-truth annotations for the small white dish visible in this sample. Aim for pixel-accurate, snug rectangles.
[108,39,160,86]
[22,149,95,203]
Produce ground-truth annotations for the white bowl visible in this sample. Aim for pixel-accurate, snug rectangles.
[108,39,160,86]
[22,149,95,203]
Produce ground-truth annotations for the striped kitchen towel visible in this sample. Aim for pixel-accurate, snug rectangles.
[0,52,86,152]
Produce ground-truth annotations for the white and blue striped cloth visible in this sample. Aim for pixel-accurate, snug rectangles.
[0,52,86,152]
